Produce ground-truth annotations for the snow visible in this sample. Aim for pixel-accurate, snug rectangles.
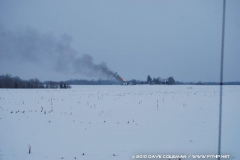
[0,85,239,160]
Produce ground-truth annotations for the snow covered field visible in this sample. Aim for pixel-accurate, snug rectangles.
[0,85,239,160]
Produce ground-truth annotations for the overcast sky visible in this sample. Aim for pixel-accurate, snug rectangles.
[0,0,239,82]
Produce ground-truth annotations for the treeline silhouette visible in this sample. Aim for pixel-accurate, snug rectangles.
[0,74,239,89]
[0,74,70,89]
[65,79,119,85]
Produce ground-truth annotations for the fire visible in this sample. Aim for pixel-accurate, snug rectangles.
[120,78,124,82]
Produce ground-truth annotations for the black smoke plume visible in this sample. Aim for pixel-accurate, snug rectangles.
[0,26,122,81]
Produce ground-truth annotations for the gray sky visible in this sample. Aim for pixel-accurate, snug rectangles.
[0,0,239,82]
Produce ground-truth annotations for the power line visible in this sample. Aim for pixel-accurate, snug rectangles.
[218,0,226,159]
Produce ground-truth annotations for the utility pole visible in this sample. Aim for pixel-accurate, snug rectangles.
[218,0,226,159]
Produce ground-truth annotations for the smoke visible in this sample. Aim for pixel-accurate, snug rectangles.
[73,55,122,80]
[0,26,122,81]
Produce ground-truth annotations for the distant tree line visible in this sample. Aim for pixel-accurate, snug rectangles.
[146,75,175,85]
[175,81,240,85]
[0,74,175,87]
[0,74,44,88]
[66,78,239,86]
[64,76,176,85]
[123,75,176,85]
[1,74,239,88]
[44,81,71,89]
[0,74,71,89]
[65,79,119,85]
